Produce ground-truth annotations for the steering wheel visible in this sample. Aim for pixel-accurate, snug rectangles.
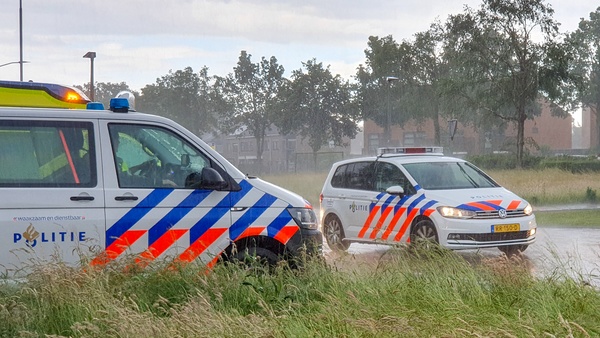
[136,159,161,184]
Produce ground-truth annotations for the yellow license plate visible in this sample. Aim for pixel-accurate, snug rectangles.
[492,223,520,233]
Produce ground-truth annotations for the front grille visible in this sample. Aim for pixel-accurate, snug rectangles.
[449,231,530,242]
[473,209,527,219]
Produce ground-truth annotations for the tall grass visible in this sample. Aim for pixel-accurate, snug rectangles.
[263,168,600,207]
[1,248,599,337]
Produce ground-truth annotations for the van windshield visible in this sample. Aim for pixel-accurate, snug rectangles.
[402,161,498,190]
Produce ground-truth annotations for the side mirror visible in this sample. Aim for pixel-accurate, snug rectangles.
[185,167,227,190]
[386,185,405,196]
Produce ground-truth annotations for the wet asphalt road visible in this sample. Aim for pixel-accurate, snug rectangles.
[323,224,600,287]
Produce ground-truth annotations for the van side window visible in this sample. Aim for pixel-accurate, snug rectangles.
[374,162,415,195]
[108,123,213,189]
[0,120,95,187]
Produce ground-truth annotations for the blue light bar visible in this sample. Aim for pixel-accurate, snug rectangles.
[109,97,129,113]
[86,102,105,110]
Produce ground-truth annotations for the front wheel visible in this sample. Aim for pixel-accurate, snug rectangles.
[323,215,350,252]
[498,244,528,256]
[410,219,439,247]
[232,246,280,268]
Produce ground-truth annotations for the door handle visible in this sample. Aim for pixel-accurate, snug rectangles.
[70,195,95,201]
[115,195,139,201]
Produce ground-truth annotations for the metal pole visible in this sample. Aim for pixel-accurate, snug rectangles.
[385,76,399,146]
[89,57,95,101]
[19,0,23,81]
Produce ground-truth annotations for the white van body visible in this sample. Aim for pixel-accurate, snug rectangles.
[319,147,536,255]
[0,105,321,277]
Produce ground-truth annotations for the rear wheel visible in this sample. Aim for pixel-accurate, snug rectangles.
[410,219,439,247]
[498,244,528,256]
[324,215,350,251]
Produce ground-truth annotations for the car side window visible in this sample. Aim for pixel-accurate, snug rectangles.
[0,120,95,187]
[347,161,374,191]
[330,164,347,188]
[374,162,415,195]
[109,123,212,189]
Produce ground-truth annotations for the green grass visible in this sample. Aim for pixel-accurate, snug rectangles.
[535,209,600,228]
[263,168,600,208]
[1,248,599,337]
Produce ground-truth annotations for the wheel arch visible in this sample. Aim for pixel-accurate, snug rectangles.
[410,214,435,234]
[222,235,286,261]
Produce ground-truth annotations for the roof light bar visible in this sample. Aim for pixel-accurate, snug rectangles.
[377,147,444,156]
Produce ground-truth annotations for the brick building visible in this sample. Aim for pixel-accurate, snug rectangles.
[363,102,573,156]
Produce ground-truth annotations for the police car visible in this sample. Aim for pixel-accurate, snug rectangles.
[0,81,322,277]
[319,147,536,255]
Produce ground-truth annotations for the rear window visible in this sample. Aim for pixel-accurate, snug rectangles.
[330,161,374,190]
[0,120,96,187]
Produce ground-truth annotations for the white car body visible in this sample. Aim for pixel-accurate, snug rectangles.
[319,147,536,254]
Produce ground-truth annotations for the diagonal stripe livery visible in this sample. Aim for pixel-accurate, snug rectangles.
[94,179,301,267]
[359,193,435,242]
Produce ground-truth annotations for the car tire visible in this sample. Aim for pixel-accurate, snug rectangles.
[233,246,280,267]
[498,244,528,256]
[410,219,439,246]
[324,215,350,251]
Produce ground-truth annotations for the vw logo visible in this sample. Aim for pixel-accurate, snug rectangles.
[498,209,507,218]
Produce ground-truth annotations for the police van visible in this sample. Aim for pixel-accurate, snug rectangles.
[319,147,536,255]
[0,80,322,277]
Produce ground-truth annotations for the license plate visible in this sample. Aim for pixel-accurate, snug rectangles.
[492,223,520,233]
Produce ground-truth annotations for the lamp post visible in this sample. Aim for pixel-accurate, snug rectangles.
[385,76,399,146]
[83,51,96,101]
[19,0,23,81]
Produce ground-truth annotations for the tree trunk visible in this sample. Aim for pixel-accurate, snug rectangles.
[433,109,441,146]
[516,111,526,169]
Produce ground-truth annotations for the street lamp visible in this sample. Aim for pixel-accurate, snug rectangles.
[0,60,29,68]
[83,51,96,101]
[385,76,399,146]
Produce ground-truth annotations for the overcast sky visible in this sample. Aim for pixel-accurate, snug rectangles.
[0,0,597,91]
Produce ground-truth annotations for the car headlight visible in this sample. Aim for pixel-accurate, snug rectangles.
[287,207,318,230]
[523,203,533,216]
[436,206,476,219]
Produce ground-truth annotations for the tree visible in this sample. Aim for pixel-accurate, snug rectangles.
[216,51,286,174]
[568,7,600,150]
[357,36,412,146]
[277,59,360,166]
[443,0,577,166]
[75,82,137,108]
[137,66,218,136]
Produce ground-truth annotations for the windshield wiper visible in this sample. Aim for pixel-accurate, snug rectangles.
[457,163,479,188]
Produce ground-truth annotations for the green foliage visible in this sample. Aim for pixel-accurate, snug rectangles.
[137,66,218,136]
[216,51,287,173]
[277,59,360,154]
[1,249,599,336]
[539,156,600,172]
[443,0,577,167]
[467,153,542,170]
[567,7,600,150]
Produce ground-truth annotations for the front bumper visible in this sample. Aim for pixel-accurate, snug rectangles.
[435,214,537,250]
[286,227,323,257]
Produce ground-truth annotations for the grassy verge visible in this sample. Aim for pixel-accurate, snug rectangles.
[262,168,600,208]
[1,249,598,337]
[535,209,600,228]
